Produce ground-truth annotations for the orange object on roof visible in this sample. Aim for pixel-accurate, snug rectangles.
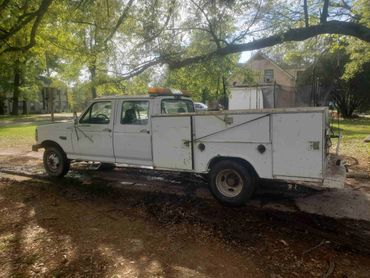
[148,87,171,94]
[148,87,192,97]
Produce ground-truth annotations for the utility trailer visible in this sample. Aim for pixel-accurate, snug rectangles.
[33,88,345,206]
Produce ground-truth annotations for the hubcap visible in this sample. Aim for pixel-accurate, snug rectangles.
[47,152,60,172]
[215,169,243,198]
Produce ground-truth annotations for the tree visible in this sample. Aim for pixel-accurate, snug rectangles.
[297,48,370,117]
[163,6,241,103]
[1,0,370,104]
[343,0,370,78]
[164,0,370,69]
[0,0,54,53]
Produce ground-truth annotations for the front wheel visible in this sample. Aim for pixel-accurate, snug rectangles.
[43,146,70,177]
[209,160,256,206]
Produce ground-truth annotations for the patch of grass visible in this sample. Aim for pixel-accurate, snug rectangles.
[331,117,370,139]
[330,117,370,172]
[0,124,38,147]
[0,114,45,122]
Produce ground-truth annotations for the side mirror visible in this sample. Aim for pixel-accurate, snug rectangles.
[73,111,78,125]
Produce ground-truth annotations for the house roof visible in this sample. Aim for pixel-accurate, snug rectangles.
[245,52,296,80]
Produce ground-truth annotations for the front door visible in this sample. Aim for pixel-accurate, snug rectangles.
[71,100,114,162]
[113,99,152,166]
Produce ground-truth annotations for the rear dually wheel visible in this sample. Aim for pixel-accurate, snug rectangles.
[209,160,256,206]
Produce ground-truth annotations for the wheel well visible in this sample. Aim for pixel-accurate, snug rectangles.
[41,140,64,153]
[208,156,259,178]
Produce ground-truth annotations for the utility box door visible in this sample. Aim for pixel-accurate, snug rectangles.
[151,116,192,170]
[272,112,324,179]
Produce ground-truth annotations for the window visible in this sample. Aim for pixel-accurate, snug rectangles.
[264,69,274,82]
[161,99,194,114]
[79,101,111,124]
[121,101,149,125]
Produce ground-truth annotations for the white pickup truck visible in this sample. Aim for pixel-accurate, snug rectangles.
[33,88,344,206]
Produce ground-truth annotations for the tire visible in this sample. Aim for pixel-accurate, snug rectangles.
[43,146,70,177]
[98,163,116,171]
[209,160,256,206]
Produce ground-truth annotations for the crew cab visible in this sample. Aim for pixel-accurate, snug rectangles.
[33,87,345,206]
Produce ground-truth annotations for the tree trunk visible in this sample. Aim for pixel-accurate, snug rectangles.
[11,60,21,115]
[0,96,5,115]
[89,64,97,99]
[22,100,28,114]
[49,88,54,122]
[221,76,228,109]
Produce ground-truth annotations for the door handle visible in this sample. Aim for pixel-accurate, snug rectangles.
[103,128,112,132]
[140,129,150,134]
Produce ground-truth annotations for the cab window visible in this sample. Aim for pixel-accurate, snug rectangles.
[79,101,111,124]
[121,101,149,125]
[161,99,194,114]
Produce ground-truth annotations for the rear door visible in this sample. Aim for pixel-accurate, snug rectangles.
[151,116,193,170]
[113,99,152,166]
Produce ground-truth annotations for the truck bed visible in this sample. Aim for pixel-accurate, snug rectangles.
[151,107,330,184]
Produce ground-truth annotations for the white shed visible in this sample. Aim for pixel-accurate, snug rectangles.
[229,87,264,110]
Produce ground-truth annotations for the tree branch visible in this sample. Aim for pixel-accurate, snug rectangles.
[303,0,309,27]
[190,0,222,49]
[168,20,370,69]
[320,0,329,23]
[0,0,54,53]
[0,0,11,14]
[103,0,134,46]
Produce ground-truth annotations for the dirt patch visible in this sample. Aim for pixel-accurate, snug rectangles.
[1,177,370,277]
[1,146,370,276]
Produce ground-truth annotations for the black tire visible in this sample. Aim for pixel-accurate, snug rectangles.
[43,146,70,177]
[98,163,116,171]
[209,160,256,206]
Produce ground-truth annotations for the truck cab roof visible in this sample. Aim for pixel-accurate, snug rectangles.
[94,94,193,101]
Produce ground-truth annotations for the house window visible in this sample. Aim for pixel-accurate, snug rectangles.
[264,69,274,82]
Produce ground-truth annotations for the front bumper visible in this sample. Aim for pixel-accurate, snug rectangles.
[32,144,42,152]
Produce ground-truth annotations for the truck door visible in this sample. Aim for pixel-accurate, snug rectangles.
[113,99,152,166]
[72,100,115,162]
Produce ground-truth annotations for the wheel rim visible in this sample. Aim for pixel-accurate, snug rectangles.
[215,169,243,198]
[47,152,61,172]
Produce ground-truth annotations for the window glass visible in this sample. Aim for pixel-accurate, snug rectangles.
[79,101,111,124]
[161,99,194,114]
[121,101,149,125]
[264,69,274,82]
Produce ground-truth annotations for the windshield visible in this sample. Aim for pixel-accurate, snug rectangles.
[161,99,194,114]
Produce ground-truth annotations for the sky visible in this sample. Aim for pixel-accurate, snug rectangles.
[239,51,252,63]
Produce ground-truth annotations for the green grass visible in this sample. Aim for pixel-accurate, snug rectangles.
[331,117,370,139]
[0,114,44,122]
[0,124,38,147]
[330,117,370,172]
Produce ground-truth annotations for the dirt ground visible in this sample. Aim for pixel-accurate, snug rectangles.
[1,147,370,277]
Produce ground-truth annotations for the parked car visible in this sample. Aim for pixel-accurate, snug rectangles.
[33,88,345,206]
[194,102,208,111]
